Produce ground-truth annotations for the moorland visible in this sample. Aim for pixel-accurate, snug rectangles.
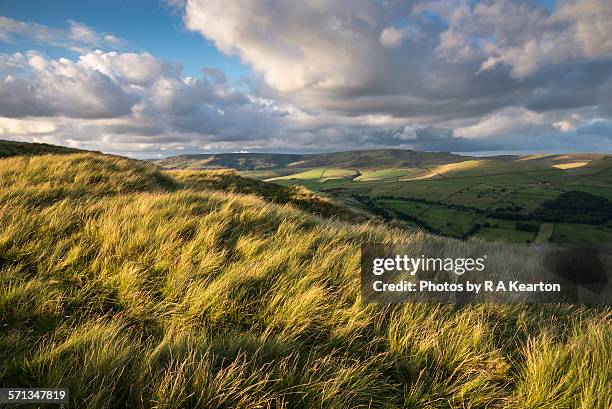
[0,140,610,408]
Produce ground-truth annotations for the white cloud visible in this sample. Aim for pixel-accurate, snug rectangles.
[455,107,551,139]
[0,16,123,51]
[68,21,99,44]
[380,26,405,48]
[554,120,574,132]
[78,51,180,85]
[103,34,122,46]
[178,0,612,125]
[0,52,26,72]
[183,0,388,93]
[430,0,612,79]
[26,51,47,71]
[454,108,600,143]
[0,16,62,44]
[553,113,583,132]
[0,51,139,118]
[0,117,56,135]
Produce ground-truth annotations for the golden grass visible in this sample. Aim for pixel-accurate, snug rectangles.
[0,153,610,408]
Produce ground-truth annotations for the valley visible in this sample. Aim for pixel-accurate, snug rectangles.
[155,150,612,245]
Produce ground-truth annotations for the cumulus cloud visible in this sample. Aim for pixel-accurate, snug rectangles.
[431,0,612,79]
[0,117,56,135]
[0,51,26,72]
[0,16,123,50]
[78,51,180,85]
[0,49,300,156]
[455,107,553,139]
[0,51,138,118]
[380,26,406,48]
[180,0,612,124]
[1,1,612,156]
[183,0,398,93]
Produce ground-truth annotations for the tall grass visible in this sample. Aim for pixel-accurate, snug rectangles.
[0,153,610,408]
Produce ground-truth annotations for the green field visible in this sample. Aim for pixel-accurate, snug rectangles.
[552,223,612,244]
[535,223,554,243]
[157,149,612,245]
[476,227,536,243]
[238,169,281,180]
[420,205,481,237]
[268,167,359,182]
[355,168,425,181]
[378,199,428,215]
[267,163,612,244]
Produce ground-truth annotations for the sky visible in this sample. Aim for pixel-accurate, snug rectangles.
[0,0,611,158]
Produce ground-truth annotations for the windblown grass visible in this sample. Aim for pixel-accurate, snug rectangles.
[171,168,369,223]
[0,139,84,158]
[0,153,610,408]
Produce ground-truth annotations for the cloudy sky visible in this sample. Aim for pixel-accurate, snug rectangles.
[1,0,611,157]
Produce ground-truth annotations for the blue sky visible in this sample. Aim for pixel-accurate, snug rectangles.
[0,0,611,157]
[0,0,248,80]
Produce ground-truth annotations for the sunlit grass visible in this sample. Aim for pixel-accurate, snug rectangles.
[0,153,610,408]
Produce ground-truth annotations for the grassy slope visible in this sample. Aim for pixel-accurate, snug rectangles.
[0,153,610,408]
[491,153,606,168]
[268,168,359,182]
[153,149,467,171]
[154,150,610,175]
[152,153,306,170]
[169,168,370,223]
[0,139,85,158]
[286,149,466,169]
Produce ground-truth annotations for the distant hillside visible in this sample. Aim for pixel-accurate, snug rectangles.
[153,149,469,171]
[491,153,607,169]
[155,149,611,245]
[152,152,306,170]
[156,150,612,173]
[0,139,85,158]
[288,149,468,169]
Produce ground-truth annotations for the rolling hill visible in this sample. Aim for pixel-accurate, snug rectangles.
[156,149,612,244]
[0,139,85,158]
[1,145,610,408]
[153,150,610,174]
[152,149,468,171]
[283,149,467,169]
[152,152,307,170]
[491,153,608,169]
